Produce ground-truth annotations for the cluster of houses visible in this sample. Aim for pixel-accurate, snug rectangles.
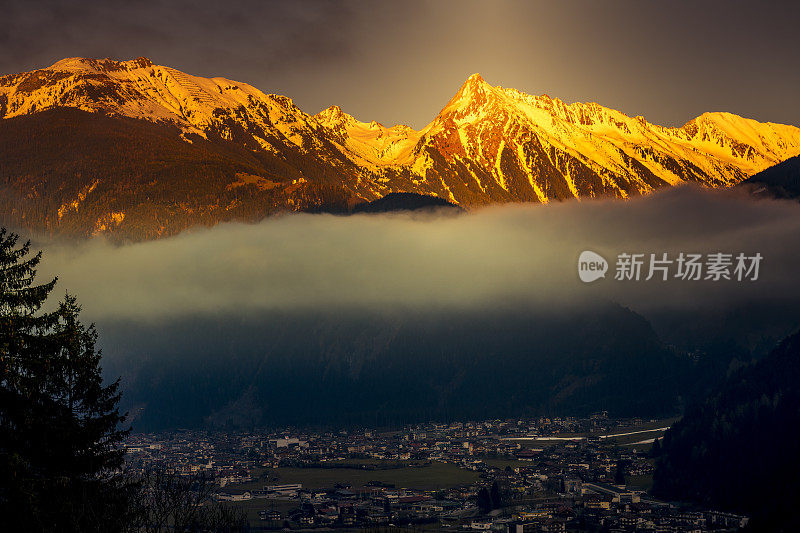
[124,415,749,531]
[125,413,630,476]
[213,480,748,532]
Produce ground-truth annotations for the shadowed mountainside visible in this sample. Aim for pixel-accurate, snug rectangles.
[351,192,461,213]
[654,327,800,532]
[739,155,800,200]
[101,304,708,432]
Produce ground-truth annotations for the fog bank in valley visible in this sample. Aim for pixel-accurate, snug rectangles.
[36,186,800,322]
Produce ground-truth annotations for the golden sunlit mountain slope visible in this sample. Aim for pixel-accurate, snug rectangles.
[2,57,799,239]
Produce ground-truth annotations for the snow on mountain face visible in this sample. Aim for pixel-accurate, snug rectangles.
[3,57,281,134]
[2,57,800,214]
[400,73,800,203]
[314,105,420,167]
[0,56,342,161]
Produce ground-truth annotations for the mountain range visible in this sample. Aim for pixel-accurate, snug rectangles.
[2,57,800,239]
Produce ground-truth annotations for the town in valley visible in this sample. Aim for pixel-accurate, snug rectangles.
[125,415,749,532]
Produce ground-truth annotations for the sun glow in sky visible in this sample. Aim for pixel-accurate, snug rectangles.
[2,0,798,129]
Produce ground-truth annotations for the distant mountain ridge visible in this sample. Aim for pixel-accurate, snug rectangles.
[2,57,800,239]
[738,154,800,199]
[351,192,461,214]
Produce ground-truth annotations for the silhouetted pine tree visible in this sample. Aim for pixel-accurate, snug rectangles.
[614,460,628,485]
[0,228,132,532]
[476,487,492,514]
[490,481,502,509]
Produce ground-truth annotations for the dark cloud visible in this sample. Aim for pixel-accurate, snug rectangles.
[1,1,798,128]
[0,0,355,81]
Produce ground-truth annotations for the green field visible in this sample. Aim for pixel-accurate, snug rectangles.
[626,473,654,491]
[603,429,667,446]
[272,462,478,490]
[513,439,565,449]
[229,498,295,527]
[506,417,678,447]
[593,417,680,436]
[231,461,479,492]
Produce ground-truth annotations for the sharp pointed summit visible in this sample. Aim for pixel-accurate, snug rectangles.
[444,73,498,111]
[466,72,487,85]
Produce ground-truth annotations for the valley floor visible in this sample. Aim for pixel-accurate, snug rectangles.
[125,415,746,531]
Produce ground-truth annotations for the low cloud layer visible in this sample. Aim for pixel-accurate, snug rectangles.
[34,186,800,324]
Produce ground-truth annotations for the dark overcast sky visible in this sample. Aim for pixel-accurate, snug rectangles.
[1,0,798,129]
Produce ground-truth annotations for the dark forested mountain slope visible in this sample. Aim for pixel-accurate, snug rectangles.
[100,304,700,431]
[738,155,800,200]
[351,192,461,213]
[653,328,800,532]
[0,108,351,240]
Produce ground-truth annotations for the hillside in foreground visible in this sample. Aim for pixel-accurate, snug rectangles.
[653,328,800,532]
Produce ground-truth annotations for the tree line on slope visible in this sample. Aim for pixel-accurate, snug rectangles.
[0,109,351,240]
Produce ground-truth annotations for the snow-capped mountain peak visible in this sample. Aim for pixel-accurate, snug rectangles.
[315,105,353,128]
[436,73,505,121]
[2,57,800,239]
[314,105,420,166]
